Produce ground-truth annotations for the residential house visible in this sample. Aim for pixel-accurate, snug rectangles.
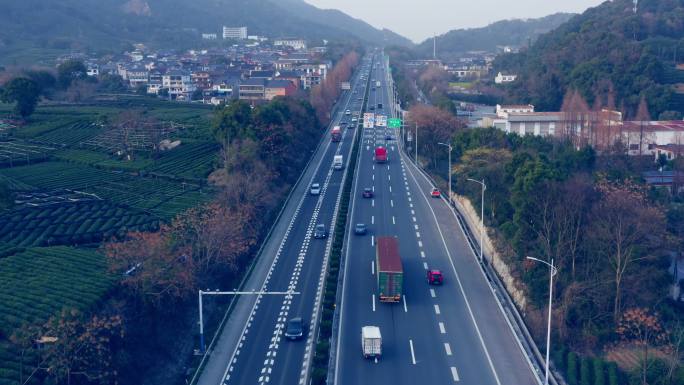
[495,72,517,84]
[496,104,535,117]
[239,78,266,101]
[621,121,684,156]
[191,71,212,90]
[162,70,196,100]
[274,38,307,50]
[264,80,296,100]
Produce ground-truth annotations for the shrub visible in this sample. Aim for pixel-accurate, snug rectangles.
[567,352,578,385]
[580,356,591,385]
[607,362,618,385]
[593,357,605,385]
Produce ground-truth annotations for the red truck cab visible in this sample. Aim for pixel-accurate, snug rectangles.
[427,270,443,285]
[374,146,387,163]
[331,126,342,142]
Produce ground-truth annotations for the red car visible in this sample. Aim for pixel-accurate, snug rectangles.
[430,188,441,198]
[427,270,443,285]
[362,188,374,198]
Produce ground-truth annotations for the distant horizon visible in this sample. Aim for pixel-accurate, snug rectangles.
[304,0,605,43]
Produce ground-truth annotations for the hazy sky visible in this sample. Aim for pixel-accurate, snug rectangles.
[305,0,605,43]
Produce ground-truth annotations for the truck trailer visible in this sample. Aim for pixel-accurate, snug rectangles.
[376,236,403,302]
[361,326,382,359]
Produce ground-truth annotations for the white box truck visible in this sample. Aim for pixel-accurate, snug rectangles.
[333,155,344,170]
[361,326,382,359]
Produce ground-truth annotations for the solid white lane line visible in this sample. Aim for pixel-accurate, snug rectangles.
[434,304,441,314]
[430,289,436,298]
[371,235,375,246]
[372,261,375,275]
[420,251,426,258]
[409,340,416,365]
[392,216,396,225]
[423,262,428,270]
[403,295,408,312]
[372,295,376,312]
[451,367,460,382]
[445,343,452,356]
[439,322,446,334]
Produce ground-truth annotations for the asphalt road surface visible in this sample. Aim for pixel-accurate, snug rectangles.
[334,51,540,385]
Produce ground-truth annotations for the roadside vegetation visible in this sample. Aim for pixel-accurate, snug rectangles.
[410,112,684,383]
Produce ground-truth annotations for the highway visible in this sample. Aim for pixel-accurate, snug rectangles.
[333,51,541,385]
[196,55,374,385]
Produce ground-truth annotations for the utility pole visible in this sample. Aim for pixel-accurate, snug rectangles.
[433,34,437,59]
[438,142,453,203]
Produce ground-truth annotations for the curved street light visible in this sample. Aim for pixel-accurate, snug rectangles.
[526,256,558,385]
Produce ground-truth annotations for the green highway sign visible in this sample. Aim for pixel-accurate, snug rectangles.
[388,118,402,128]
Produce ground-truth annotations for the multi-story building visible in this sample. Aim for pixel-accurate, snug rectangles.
[264,80,296,100]
[495,72,517,84]
[162,70,196,100]
[202,33,218,40]
[223,26,247,40]
[239,78,266,101]
[274,38,307,50]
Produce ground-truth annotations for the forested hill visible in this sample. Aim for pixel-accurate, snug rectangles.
[0,0,410,64]
[415,13,573,59]
[494,0,684,119]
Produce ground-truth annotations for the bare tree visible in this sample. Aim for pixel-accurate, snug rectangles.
[588,181,666,322]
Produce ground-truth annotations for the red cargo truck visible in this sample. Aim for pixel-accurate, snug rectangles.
[331,126,342,142]
[376,237,403,302]
[374,146,387,163]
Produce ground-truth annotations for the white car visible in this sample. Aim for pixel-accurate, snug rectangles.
[310,183,321,195]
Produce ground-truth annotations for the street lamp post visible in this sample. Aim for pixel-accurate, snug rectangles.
[526,257,558,385]
[414,123,418,163]
[438,142,453,203]
[466,178,486,264]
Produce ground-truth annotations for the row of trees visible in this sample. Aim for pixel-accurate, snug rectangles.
[441,127,684,383]
[309,51,359,123]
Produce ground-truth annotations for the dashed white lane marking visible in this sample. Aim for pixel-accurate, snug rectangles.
[420,251,426,258]
[408,196,412,202]
[451,367,460,382]
[412,216,416,222]
[416,231,421,238]
[371,235,375,246]
[403,295,408,312]
[418,240,423,248]
[372,199,375,207]
[414,224,419,230]
[389,186,392,193]
[387,165,390,171]
[409,340,417,365]
[372,186,375,192]
[372,164,375,170]
[371,261,375,275]
[439,322,446,334]
[409,203,413,208]
[423,262,428,270]
[372,174,375,181]
[430,289,436,298]
[445,343,452,356]
[434,304,441,315]
[392,216,396,225]
[371,215,375,224]
[390,200,394,207]
[372,295,376,312]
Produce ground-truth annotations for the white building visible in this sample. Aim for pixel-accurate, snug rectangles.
[223,26,247,40]
[162,71,196,100]
[274,38,307,50]
[202,33,218,40]
[495,72,517,84]
[496,104,535,118]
